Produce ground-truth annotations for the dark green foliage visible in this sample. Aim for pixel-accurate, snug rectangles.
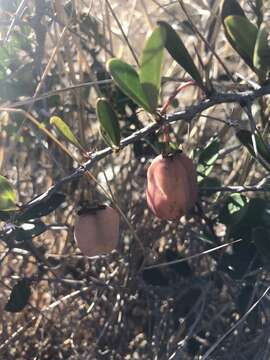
[221,0,257,69]
[96,98,121,148]
[158,21,204,89]
[3,220,47,245]
[253,24,270,81]
[219,197,270,278]
[5,278,31,313]
[107,58,153,113]
[236,129,270,169]
[17,192,66,222]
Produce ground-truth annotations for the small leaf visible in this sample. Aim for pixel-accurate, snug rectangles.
[17,192,66,221]
[96,98,120,148]
[197,137,220,181]
[223,15,258,69]
[227,193,246,215]
[5,278,31,312]
[0,175,17,211]
[219,193,249,227]
[50,116,83,150]
[139,25,166,111]
[107,58,153,113]
[253,24,270,78]
[253,226,270,263]
[157,21,204,90]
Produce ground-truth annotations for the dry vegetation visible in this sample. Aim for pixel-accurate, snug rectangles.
[1,1,270,359]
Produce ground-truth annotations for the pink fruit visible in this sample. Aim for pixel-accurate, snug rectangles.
[74,205,119,256]
[146,152,198,220]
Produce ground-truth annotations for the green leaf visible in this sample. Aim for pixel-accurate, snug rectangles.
[227,193,246,215]
[107,58,153,113]
[237,130,255,156]
[0,175,17,211]
[139,25,166,111]
[224,15,258,69]
[219,193,249,227]
[253,24,270,78]
[96,98,120,148]
[5,278,31,313]
[221,0,254,70]
[236,129,270,166]
[197,137,220,181]
[157,21,204,90]
[50,116,83,150]
[17,192,66,221]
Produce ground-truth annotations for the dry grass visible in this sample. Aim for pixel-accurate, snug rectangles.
[1,1,270,359]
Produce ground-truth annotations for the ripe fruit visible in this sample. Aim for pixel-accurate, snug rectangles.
[146,152,198,220]
[74,204,119,256]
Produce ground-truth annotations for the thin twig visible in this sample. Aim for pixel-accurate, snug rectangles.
[1,83,270,221]
[4,0,28,43]
[104,0,139,66]
[201,283,270,359]
[144,238,242,270]
[1,79,113,108]
[178,0,234,82]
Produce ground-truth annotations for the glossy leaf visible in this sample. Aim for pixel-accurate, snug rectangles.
[50,116,83,150]
[96,98,120,148]
[5,278,31,312]
[139,25,166,110]
[17,192,66,221]
[0,175,17,211]
[224,15,258,69]
[157,21,204,89]
[253,24,270,77]
[107,58,153,113]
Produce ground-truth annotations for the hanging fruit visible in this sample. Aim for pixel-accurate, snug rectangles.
[74,204,119,256]
[146,152,198,220]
